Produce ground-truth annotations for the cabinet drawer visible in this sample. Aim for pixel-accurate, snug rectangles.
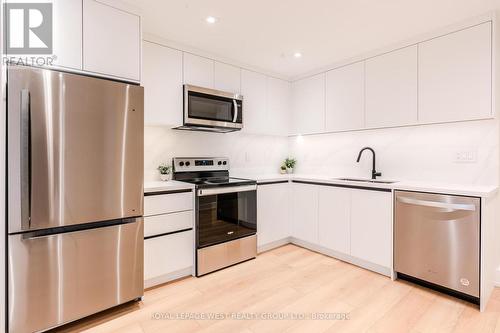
[144,192,193,216]
[144,230,193,282]
[144,211,193,238]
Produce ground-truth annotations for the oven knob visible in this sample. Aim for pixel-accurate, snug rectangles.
[218,161,222,165]
[179,161,184,166]
[185,161,191,166]
[222,161,227,165]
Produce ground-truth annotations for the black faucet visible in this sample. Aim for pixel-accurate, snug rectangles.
[356,147,382,180]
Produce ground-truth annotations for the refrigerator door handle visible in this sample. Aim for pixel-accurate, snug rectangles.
[20,89,31,229]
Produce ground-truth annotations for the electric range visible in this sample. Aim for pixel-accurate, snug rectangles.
[173,157,257,276]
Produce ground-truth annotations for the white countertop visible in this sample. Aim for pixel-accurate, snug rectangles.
[232,173,498,198]
[144,180,195,194]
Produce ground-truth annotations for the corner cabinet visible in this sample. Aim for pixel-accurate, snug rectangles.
[291,73,326,135]
[257,182,290,250]
[83,0,141,82]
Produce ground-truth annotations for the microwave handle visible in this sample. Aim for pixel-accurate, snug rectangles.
[232,100,238,123]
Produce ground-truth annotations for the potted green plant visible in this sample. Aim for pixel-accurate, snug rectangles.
[284,157,297,174]
[280,164,287,174]
[157,163,172,181]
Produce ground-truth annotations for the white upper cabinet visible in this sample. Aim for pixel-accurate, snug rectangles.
[350,190,392,268]
[214,62,241,93]
[318,186,351,255]
[83,0,141,81]
[142,41,183,126]
[267,77,291,136]
[290,183,319,244]
[183,53,214,88]
[325,62,365,131]
[418,22,492,123]
[241,69,267,134]
[291,73,325,135]
[365,45,418,128]
[257,183,290,248]
[52,0,82,70]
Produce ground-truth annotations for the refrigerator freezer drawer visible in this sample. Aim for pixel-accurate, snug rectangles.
[394,191,480,298]
[8,219,144,333]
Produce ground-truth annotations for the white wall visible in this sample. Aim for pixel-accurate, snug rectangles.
[289,119,499,186]
[1,1,6,330]
[144,126,289,181]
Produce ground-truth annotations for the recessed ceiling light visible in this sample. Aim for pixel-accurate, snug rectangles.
[206,16,217,24]
[293,52,302,58]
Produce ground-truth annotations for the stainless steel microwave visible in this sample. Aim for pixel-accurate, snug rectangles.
[176,85,243,133]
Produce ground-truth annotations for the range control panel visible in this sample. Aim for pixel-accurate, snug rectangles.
[173,157,229,172]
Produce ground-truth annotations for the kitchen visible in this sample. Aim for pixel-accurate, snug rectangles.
[2,0,500,332]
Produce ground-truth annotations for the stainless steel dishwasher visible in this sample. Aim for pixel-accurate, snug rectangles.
[394,191,480,301]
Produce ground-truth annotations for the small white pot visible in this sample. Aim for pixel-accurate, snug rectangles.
[159,173,171,181]
[286,167,294,174]
[280,169,287,174]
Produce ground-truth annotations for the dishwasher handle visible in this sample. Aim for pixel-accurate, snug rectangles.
[397,196,476,211]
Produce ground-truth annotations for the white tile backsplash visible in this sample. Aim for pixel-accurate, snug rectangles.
[288,119,499,186]
[144,126,289,181]
[145,120,498,186]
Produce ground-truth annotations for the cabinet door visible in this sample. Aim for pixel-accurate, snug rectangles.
[419,22,492,123]
[52,0,82,70]
[183,53,214,88]
[144,230,193,285]
[326,62,365,131]
[267,77,291,136]
[241,69,267,134]
[318,186,350,254]
[142,41,183,126]
[350,190,392,268]
[257,183,289,247]
[291,73,325,135]
[214,62,241,93]
[290,183,319,244]
[83,0,141,81]
[365,46,417,128]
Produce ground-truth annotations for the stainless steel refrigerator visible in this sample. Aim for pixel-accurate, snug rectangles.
[7,66,144,333]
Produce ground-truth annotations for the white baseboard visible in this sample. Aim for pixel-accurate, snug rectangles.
[144,266,193,289]
[258,238,291,253]
[494,267,500,287]
[289,237,392,277]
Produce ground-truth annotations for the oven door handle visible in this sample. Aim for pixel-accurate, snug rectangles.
[198,185,257,196]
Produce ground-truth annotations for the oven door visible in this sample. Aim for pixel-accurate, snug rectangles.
[184,85,243,129]
[197,185,257,248]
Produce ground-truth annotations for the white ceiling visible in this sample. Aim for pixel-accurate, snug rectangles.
[128,0,500,79]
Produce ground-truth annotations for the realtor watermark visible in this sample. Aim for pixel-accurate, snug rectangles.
[3,2,56,66]
[151,312,351,321]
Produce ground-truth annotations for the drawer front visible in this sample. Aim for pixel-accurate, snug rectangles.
[144,211,193,238]
[144,192,193,216]
[144,230,194,282]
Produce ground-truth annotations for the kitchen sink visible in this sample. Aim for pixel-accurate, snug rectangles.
[334,177,398,184]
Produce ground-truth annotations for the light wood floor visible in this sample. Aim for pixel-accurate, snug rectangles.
[53,244,500,333]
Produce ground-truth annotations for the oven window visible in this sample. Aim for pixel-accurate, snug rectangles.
[197,191,257,248]
[188,92,234,122]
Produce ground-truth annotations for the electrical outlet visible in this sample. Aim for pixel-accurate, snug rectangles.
[454,150,477,163]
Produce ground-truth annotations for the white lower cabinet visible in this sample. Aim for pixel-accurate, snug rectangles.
[318,186,350,254]
[350,189,392,268]
[284,182,392,274]
[143,190,195,288]
[290,183,319,244]
[144,230,194,288]
[257,182,290,248]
